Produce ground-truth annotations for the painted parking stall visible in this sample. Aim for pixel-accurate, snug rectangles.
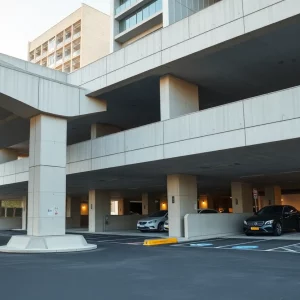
[172,238,300,253]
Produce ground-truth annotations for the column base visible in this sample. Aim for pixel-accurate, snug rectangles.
[0,235,97,253]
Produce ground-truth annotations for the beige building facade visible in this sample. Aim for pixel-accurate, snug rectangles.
[28,4,110,73]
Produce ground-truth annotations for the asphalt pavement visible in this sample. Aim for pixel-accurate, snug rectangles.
[0,231,300,300]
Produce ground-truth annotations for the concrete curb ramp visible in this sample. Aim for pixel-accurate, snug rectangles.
[0,235,97,253]
[144,238,178,246]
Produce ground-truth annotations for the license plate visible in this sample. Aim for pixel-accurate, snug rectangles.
[251,227,260,231]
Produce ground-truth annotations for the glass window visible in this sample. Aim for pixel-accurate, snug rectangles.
[257,206,283,216]
[48,54,55,65]
[149,1,156,15]
[129,14,137,27]
[137,10,143,23]
[149,210,168,217]
[143,5,150,19]
[156,0,162,11]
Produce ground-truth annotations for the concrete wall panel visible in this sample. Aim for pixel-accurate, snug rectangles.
[164,102,244,144]
[162,17,189,50]
[81,76,107,92]
[162,19,245,65]
[246,118,300,146]
[92,153,125,170]
[66,160,92,175]
[125,122,163,151]
[0,66,39,108]
[92,132,125,158]
[242,0,284,16]
[184,213,252,239]
[164,130,245,159]
[244,87,300,127]
[125,146,164,165]
[67,141,92,163]
[124,30,162,65]
[107,49,125,73]
[189,0,243,38]
[38,79,80,116]
[244,0,300,33]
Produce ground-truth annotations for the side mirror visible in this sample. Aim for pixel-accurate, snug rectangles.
[284,212,291,216]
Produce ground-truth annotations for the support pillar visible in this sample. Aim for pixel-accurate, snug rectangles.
[21,196,27,230]
[70,197,81,228]
[89,190,110,232]
[231,182,253,213]
[265,186,281,206]
[27,115,67,236]
[167,174,197,237]
[0,115,96,253]
[160,75,199,121]
[142,193,149,215]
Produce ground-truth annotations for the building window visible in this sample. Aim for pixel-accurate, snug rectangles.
[116,0,138,15]
[119,0,162,33]
[48,53,55,67]
[48,37,56,53]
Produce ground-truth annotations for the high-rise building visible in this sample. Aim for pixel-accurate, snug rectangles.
[28,4,110,73]
[110,0,221,52]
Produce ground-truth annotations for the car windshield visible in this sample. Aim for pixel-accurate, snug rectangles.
[149,211,167,217]
[257,206,283,216]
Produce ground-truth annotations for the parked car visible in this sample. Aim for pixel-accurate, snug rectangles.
[137,210,168,232]
[243,205,300,236]
[164,209,218,231]
[198,209,219,214]
[164,219,169,231]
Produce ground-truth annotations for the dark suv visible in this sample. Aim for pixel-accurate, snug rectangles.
[243,205,300,236]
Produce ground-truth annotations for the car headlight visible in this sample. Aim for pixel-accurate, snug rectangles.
[243,220,247,225]
[148,220,157,224]
[265,220,274,225]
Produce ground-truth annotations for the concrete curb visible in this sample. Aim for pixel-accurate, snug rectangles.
[144,238,178,246]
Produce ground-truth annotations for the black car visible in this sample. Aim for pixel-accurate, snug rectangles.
[243,205,300,236]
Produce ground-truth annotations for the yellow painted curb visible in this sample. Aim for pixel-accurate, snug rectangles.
[143,238,178,246]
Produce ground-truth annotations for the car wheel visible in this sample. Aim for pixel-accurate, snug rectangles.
[245,232,252,236]
[140,230,146,233]
[157,223,164,232]
[273,222,282,236]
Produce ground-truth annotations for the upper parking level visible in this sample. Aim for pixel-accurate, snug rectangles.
[67,0,300,96]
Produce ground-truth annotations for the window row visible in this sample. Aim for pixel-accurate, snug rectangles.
[119,0,162,33]
[29,20,81,62]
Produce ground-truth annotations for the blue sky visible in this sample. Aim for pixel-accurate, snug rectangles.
[0,0,110,60]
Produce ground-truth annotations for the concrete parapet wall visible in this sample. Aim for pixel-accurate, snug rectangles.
[0,218,22,230]
[184,213,253,239]
[104,215,141,232]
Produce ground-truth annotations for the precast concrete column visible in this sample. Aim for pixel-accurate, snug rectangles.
[167,174,197,237]
[89,190,110,232]
[70,197,81,228]
[118,199,130,215]
[0,149,18,163]
[265,186,281,206]
[66,196,71,218]
[21,196,27,230]
[160,75,199,121]
[27,115,67,236]
[142,193,149,215]
[231,182,253,213]
[91,124,121,139]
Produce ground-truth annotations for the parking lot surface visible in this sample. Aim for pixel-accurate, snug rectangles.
[1,231,300,300]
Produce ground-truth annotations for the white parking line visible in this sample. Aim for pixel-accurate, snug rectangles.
[215,239,269,249]
[266,242,300,252]
[92,237,145,243]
